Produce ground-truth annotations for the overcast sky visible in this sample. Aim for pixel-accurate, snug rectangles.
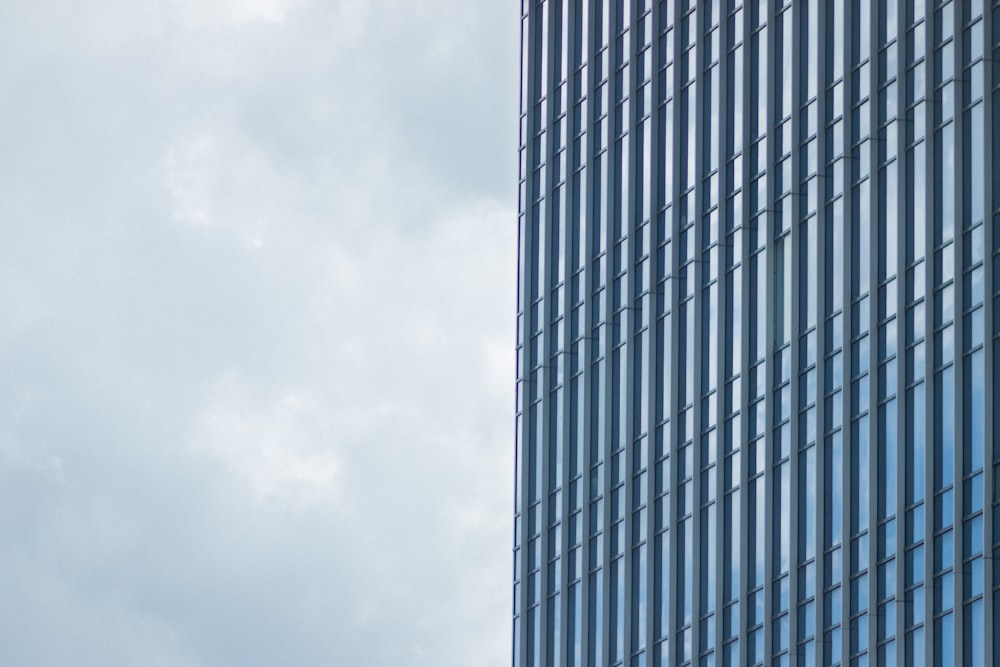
[0,1,518,665]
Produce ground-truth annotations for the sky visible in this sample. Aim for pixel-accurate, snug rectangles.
[0,1,519,665]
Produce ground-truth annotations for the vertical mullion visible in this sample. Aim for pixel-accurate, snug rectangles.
[951,4,965,666]
[539,0,558,664]
[921,3,935,663]
[580,2,597,664]
[839,0,855,663]
[519,3,540,666]
[600,0,615,659]
[713,2,728,663]
[762,0,777,662]
[813,0,829,655]
[738,5,752,666]
[621,3,636,664]
[666,0,682,662]
[684,3,708,664]
[644,0,659,658]
[866,0,879,659]
[690,1,705,659]
[894,0,907,660]
[561,7,579,666]
[981,5,996,667]
[787,0,802,658]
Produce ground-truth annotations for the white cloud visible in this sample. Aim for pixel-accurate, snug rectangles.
[191,376,341,508]
[166,0,310,27]
[0,549,197,667]
[0,0,518,664]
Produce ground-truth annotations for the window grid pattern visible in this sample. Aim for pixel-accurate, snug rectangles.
[515,1,996,666]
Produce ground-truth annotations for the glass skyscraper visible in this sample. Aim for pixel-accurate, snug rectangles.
[513,1,998,665]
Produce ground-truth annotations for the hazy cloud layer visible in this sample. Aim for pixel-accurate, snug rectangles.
[0,1,517,665]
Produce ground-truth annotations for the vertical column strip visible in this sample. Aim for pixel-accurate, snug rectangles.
[951,4,965,665]
[644,0,660,658]
[621,1,636,661]
[738,4,752,666]
[813,0,829,655]
[866,0,880,659]
[714,2,729,663]
[894,0,908,661]
[540,3,559,663]
[560,6,579,665]
[762,1,777,662]
[839,0,855,663]
[666,0,682,662]
[600,0,615,659]
[981,5,995,667]
[920,3,935,663]
[691,0,705,659]
[518,3,540,666]
[787,0,802,658]
[580,2,597,663]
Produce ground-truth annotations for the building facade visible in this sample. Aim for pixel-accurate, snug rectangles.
[513,1,998,665]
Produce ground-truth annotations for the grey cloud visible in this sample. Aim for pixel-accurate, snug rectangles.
[0,0,517,665]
